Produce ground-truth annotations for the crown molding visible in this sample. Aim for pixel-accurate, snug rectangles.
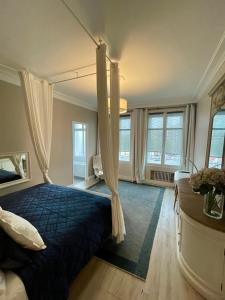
[127,98,197,110]
[0,64,97,112]
[0,64,21,86]
[53,90,97,111]
[194,30,225,99]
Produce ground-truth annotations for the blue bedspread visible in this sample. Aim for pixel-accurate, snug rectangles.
[0,169,21,184]
[0,184,112,300]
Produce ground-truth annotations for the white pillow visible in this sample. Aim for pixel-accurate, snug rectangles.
[0,207,46,251]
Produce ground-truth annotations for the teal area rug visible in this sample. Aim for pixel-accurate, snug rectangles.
[89,181,165,279]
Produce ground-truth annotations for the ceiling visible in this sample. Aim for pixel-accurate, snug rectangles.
[1,0,225,109]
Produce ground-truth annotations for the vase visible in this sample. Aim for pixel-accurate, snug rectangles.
[203,191,224,219]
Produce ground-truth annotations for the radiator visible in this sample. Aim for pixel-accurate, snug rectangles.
[150,170,174,183]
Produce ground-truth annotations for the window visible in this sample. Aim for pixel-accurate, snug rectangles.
[119,116,131,161]
[208,110,225,168]
[147,114,163,164]
[147,111,184,167]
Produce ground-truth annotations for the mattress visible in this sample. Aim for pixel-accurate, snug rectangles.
[0,184,112,300]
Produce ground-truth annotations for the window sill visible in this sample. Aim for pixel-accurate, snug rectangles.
[145,164,183,171]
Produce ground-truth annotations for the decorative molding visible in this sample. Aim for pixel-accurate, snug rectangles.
[0,178,30,190]
[211,83,225,115]
[0,64,97,112]
[53,90,97,111]
[0,64,21,86]
[194,30,225,99]
[127,98,197,110]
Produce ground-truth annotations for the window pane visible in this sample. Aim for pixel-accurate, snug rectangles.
[165,129,182,166]
[166,113,183,128]
[119,116,131,161]
[120,117,131,130]
[147,129,163,164]
[148,114,163,129]
[119,130,130,161]
[74,123,82,129]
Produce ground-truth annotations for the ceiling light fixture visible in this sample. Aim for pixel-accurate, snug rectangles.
[108,98,128,114]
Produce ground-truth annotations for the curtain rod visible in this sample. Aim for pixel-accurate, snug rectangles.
[51,70,126,84]
[127,102,197,112]
[48,63,96,78]
[51,71,109,84]
[59,0,113,64]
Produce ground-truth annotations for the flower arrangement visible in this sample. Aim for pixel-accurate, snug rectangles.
[190,168,225,195]
[190,168,225,219]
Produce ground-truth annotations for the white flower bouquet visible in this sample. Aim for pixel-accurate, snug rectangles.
[190,168,225,219]
[190,168,225,195]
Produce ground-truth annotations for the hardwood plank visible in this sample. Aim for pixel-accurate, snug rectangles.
[69,188,205,300]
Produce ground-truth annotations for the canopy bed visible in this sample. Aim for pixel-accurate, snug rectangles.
[0,1,128,299]
[0,184,111,300]
[0,3,126,299]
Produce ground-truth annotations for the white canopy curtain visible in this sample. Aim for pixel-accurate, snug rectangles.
[96,43,125,243]
[183,104,196,172]
[10,154,25,178]
[132,108,148,183]
[20,70,53,183]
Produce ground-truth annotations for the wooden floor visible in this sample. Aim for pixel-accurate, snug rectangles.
[69,188,205,300]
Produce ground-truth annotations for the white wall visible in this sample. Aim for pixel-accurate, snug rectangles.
[0,80,97,196]
[119,162,133,181]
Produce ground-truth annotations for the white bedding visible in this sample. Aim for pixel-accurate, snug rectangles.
[0,271,28,300]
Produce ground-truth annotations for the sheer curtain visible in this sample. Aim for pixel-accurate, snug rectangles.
[132,108,148,183]
[183,104,196,171]
[20,70,53,183]
[96,44,125,243]
[10,154,25,178]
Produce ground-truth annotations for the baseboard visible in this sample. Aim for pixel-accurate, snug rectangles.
[85,176,100,189]
[144,179,175,188]
[86,175,95,182]
[118,175,133,182]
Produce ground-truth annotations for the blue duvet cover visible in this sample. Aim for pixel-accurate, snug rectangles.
[0,169,21,184]
[0,184,112,300]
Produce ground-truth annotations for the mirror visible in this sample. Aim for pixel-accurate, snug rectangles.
[0,152,30,189]
[208,110,225,168]
[206,78,225,169]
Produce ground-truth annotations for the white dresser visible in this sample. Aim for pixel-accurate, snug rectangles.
[176,178,225,300]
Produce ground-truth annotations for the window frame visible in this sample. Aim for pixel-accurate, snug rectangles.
[146,109,185,168]
[119,114,131,162]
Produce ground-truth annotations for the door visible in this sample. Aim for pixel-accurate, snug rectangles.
[73,122,87,184]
